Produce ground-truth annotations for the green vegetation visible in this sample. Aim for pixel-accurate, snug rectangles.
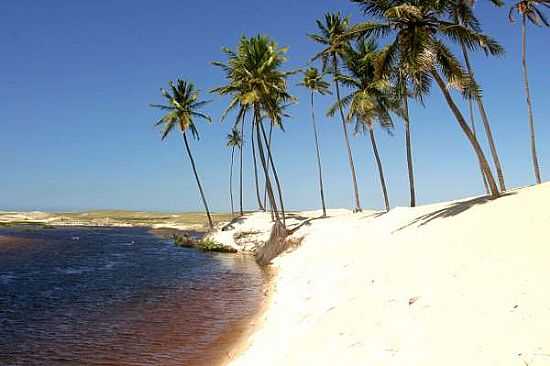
[173,234,237,253]
[196,238,238,253]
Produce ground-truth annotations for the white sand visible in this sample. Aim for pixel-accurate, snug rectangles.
[225,183,550,366]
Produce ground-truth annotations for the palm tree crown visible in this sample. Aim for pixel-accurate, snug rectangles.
[509,0,550,25]
[152,79,212,140]
[299,67,332,95]
[212,35,294,122]
[226,127,242,148]
[349,0,503,98]
[329,39,396,133]
[309,12,351,71]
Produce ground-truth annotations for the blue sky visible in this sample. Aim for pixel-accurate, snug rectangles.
[1,0,549,212]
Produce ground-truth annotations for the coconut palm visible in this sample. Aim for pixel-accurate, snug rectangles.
[330,40,396,212]
[349,2,421,208]
[212,48,264,213]
[298,67,330,217]
[509,0,549,184]
[226,127,242,216]
[449,0,507,191]
[151,79,214,229]
[348,0,503,198]
[310,13,362,212]
[214,35,293,226]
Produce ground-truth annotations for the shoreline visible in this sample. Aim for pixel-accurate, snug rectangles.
[217,265,277,366]
[224,183,550,366]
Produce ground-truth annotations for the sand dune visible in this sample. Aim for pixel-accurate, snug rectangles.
[225,183,550,366]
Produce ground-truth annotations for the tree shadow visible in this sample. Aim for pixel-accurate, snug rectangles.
[393,192,517,233]
[360,211,386,220]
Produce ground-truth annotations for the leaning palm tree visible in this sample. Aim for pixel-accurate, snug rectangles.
[310,13,362,212]
[226,127,242,217]
[509,0,549,184]
[449,0,507,191]
[151,79,214,229]
[299,67,330,217]
[331,39,396,212]
[348,0,502,198]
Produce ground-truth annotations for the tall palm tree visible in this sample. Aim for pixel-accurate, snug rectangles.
[509,0,549,184]
[310,13,362,212]
[214,35,294,227]
[348,0,503,198]
[450,0,507,191]
[212,46,265,212]
[350,1,420,208]
[226,127,242,216]
[151,79,214,229]
[298,67,330,217]
[330,39,396,212]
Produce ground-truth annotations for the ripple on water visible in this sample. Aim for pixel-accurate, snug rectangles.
[0,228,267,366]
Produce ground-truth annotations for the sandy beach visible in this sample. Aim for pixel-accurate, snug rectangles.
[219,182,550,366]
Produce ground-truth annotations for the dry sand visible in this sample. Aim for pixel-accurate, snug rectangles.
[221,183,550,366]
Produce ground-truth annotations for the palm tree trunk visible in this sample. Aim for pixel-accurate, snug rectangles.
[239,110,246,216]
[333,53,362,212]
[460,41,507,191]
[432,70,499,198]
[521,15,542,184]
[230,147,235,216]
[311,92,327,217]
[250,119,266,211]
[182,132,214,229]
[468,96,490,195]
[260,120,286,226]
[263,123,273,210]
[369,128,390,212]
[401,83,416,207]
[254,106,280,221]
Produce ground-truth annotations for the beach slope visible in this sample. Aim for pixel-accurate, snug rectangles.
[228,183,550,366]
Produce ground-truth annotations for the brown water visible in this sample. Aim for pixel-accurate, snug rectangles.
[0,227,267,365]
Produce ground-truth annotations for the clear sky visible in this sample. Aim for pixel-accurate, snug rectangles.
[1,0,549,212]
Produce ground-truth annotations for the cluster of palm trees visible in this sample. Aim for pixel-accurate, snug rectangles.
[151,0,548,231]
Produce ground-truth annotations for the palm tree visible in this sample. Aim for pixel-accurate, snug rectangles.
[298,67,330,217]
[226,127,242,216]
[330,39,396,212]
[212,46,265,213]
[509,0,549,184]
[348,0,503,198]
[151,79,214,229]
[310,13,362,213]
[214,35,294,226]
[350,1,419,208]
[450,0,507,191]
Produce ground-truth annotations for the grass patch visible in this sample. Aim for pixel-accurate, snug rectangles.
[172,235,237,253]
[196,238,237,253]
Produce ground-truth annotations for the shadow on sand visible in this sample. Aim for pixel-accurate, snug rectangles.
[393,192,517,233]
[360,212,386,220]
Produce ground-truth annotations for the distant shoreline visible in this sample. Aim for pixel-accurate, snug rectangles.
[0,211,233,233]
